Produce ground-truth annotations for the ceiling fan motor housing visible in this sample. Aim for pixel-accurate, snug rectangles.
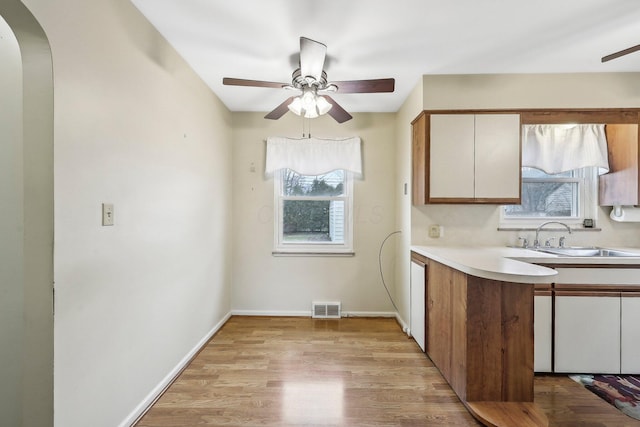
[291,68,328,90]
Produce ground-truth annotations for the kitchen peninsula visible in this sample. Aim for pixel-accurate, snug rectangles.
[410,246,557,427]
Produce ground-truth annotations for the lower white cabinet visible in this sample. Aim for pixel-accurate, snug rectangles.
[554,293,621,374]
[622,294,640,373]
[410,260,426,352]
[534,294,552,372]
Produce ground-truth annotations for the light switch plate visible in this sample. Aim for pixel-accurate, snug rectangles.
[102,203,114,226]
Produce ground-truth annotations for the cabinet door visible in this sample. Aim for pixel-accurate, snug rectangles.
[554,292,621,374]
[599,124,639,206]
[474,114,521,201]
[534,294,552,372]
[410,261,426,352]
[621,293,640,373]
[429,114,475,198]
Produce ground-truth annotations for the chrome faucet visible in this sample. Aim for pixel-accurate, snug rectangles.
[534,221,572,248]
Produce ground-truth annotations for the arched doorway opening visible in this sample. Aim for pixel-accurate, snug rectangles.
[0,2,54,426]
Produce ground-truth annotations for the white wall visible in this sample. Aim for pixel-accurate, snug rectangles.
[0,2,55,425]
[20,0,234,426]
[231,112,398,316]
[394,78,423,329]
[0,14,24,427]
[412,73,640,250]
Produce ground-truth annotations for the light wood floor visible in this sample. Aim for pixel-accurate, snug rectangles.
[136,317,638,426]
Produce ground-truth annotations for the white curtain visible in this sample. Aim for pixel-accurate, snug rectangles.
[522,124,609,175]
[265,136,362,176]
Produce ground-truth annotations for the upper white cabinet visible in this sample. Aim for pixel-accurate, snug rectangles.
[429,114,475,199]
[412,111,521,205]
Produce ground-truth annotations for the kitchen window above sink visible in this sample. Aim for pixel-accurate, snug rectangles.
[500,123,607,230]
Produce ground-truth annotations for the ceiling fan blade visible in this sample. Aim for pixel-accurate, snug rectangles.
[602,44,640,63]
[300,37,327,81]
[223,77,288,89]
[264,96,296,120]
[323,96,352,123]
[330,78,395,94]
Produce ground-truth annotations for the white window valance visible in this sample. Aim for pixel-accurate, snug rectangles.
[265,136,362,176]
[522,124,609,175]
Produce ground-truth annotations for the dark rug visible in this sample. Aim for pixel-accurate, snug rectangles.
[571,374,640,421]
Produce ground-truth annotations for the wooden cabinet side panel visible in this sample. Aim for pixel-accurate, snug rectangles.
[448,268,468,400]
[501,282,534,401]
[474,114,522,201]
[465,278,534,402]
[426,260,452,380]
[599,124,639,206]
[465,278,503,402]
[412,114,428,205]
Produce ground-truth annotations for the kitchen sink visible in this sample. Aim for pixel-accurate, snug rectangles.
[534,247,640,257]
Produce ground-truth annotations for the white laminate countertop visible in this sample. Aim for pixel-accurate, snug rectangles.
[411,245,640,284]
[411,246,558,284]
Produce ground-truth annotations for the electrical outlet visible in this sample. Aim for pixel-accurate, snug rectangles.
[428,224,443,238]
[102,203,114,226]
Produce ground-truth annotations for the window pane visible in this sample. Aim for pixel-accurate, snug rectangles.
[283,200,344,243]
[504,181,578,218]
[281,170,345,197]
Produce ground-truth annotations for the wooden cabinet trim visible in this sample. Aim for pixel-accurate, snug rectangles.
[555,290,621,297]
[412,111,521,205]
[410,251,429,266]
[554,283,640,292]
[418,108,640,124]
[536,263,640,269]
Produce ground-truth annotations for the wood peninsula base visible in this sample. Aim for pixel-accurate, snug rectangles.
[425,258,548,427]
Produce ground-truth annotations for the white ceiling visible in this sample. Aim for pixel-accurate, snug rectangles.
[131,0,640,115]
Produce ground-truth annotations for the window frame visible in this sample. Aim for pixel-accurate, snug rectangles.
[273,168,354,255]
[499,166,599,229]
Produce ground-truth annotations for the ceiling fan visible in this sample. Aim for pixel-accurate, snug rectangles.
[223,37,395,123]
[601,43,640,63]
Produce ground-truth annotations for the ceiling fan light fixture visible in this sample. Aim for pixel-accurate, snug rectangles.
[287,88,332,119]
[316,95,332,115]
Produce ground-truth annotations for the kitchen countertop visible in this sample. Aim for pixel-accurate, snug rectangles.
[410,245,640,284]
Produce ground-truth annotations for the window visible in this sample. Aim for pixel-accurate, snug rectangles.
[274,169,353,254]
[500,123,607,229]
[500,166,598,228]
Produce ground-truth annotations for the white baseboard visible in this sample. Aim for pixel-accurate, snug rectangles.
[394,312,410,336]
[232,309,398,318]
[231,309,399,319]
[342,311,397,318]
[119,311,232,427]
[231,309,311,317]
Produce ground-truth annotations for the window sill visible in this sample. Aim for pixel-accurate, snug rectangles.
[497,227,601,232]
[272,251,355,257]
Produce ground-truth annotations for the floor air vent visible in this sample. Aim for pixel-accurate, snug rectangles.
[312,302,341,319]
